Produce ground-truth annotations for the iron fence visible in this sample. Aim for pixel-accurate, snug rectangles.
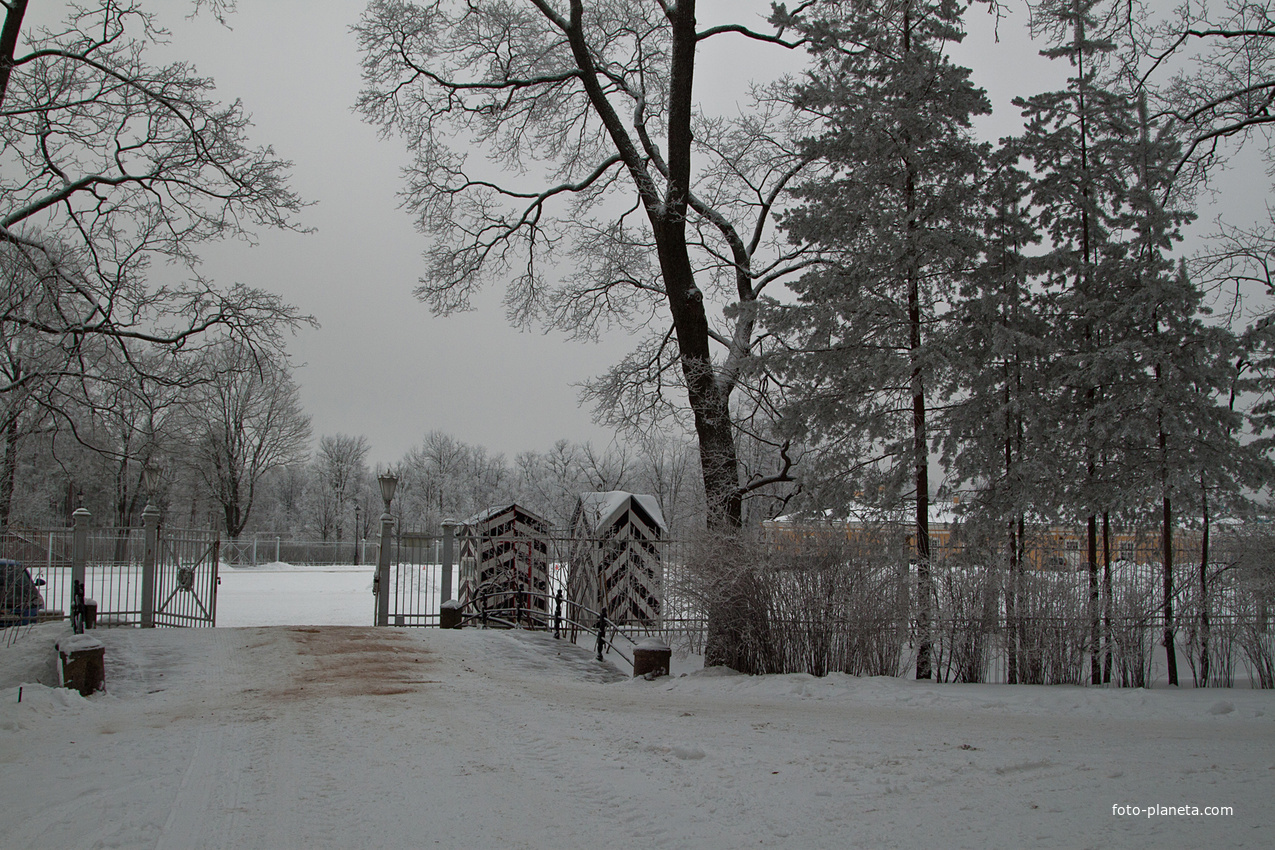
[379,523,1272,687]
[1,515,219,644]
[82,528,146,625]
[220,536,377,567]
[386,533,448,626]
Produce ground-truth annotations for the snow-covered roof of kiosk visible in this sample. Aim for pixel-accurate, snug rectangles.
[576,491,667,534]
[462,503,551,528]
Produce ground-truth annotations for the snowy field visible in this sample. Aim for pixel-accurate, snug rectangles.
[214,563,382,628]
[0,565,1272,849]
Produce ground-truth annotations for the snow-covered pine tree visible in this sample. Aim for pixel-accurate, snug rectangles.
[1099,96,1269,687]
[941,147,1049,684]
[1013,0,1134,684]
[769,0,990,679]
[1018,0,1270,684]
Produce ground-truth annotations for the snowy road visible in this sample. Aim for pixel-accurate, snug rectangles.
[1,623,1273,849]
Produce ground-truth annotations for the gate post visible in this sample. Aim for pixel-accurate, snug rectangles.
[374,473,398,626]
[141,503,160,628]
[376,511,394,627]
[441,520,458,604]
[71,506,90,596]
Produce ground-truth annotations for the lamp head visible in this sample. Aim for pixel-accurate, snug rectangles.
[378,472,398,512]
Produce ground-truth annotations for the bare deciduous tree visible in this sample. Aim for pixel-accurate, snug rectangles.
[355,0,817,530]
[0,0,312,409]
[314,434,370,542]
[181,341,312,541]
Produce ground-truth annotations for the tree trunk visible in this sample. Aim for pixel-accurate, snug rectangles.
[658,229,742,530]
[910,267,931,680]
[0,0,29,107]
[1088,514,1100,684]
[1163,495,1179,685]
[650,0,752,669]
[1198,486,1211,686]
[1102,511,1113,684]
[0,416,18,529]
[647,0,741,532]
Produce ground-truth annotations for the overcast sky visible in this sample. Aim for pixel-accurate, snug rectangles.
[24,1,1266,470]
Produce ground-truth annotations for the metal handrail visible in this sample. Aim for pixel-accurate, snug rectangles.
[458,588,634,667]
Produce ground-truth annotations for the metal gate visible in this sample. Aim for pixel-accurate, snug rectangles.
[154,529,220,627]
[387,532,446,626]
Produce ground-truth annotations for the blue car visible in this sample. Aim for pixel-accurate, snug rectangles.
[1,559,46,626]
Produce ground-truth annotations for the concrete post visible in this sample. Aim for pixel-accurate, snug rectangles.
[141,504,160,627]
[71,507,90,594]
[376,511,394,626]
[441,520,458,605]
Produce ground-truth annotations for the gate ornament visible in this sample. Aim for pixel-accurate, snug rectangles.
[176,566,196,592]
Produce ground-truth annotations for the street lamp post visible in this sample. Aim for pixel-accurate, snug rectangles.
[375,472,398,626]
[353,503,361,566]
[141,462,162,628]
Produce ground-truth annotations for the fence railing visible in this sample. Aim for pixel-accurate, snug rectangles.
[378,523,1272,687]
[220,536,378,567]
[2,509,218,644]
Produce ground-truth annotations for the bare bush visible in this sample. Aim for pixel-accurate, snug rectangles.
[1103,570,1158,688]
[1012,569,1087,686]
[1234,581,1274,688]
[679,531,775,674]
[1182,565,1240,688]
[931,557,1000,683]
[1215,526,1275,688]
[678,528,908,676]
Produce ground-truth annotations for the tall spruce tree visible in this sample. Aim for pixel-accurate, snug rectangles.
[941,146,1050,683]
[1014,0,1136,684]
[1017,0,1270,685]
[770,0,990,679]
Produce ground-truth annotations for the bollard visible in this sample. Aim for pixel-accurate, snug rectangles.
[57,634,105,696]
[632,637,672,679]
[440,599,462,629]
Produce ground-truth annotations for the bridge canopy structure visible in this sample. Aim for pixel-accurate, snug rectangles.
[457,503,552,624]
[567,492,666,626]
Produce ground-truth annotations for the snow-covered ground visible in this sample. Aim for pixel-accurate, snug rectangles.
[214,563,380,628]
[0,565,1272,849]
